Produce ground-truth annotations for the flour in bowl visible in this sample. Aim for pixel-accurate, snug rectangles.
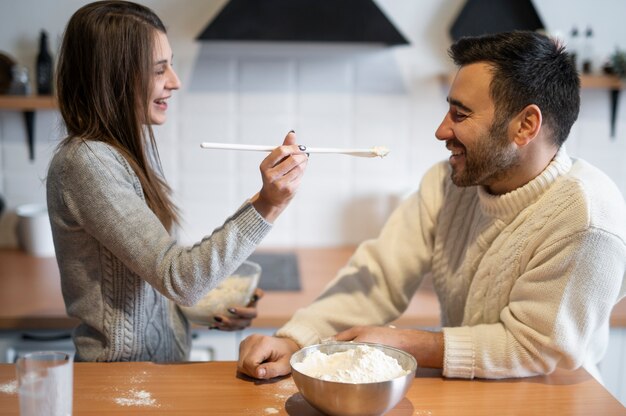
[195,275,252,311]
[293,345,409,383]
[180,275,255,324]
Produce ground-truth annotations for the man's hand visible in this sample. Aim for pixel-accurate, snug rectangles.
[237,334,300,379]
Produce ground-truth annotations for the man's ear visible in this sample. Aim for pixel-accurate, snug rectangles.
[511,104,542,147]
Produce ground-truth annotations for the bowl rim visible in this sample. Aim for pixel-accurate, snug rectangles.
[240,259,262,273]
[290,341,418,384]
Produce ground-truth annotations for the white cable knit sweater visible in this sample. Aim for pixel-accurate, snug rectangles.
[277,148,626,379]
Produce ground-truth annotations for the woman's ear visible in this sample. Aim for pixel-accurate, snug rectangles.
[511,104,542,147]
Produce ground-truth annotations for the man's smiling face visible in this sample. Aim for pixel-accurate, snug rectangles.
[435,62,521,194]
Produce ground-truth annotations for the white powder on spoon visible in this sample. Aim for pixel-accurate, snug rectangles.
[293,345,409,383]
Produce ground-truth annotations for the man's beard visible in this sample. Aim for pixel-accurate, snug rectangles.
[450,116,520,189]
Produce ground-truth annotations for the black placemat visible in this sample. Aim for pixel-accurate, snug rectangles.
[247,252,301,291]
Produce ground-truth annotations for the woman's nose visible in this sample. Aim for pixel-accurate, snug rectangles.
[167,68,181,90]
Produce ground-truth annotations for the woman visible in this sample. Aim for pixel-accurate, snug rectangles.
[47,1,308,362]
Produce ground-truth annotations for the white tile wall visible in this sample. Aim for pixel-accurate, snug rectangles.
[2,65,625,249]
[0,0,625,250]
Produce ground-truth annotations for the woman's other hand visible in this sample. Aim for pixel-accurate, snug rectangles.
[251,131,308,223]
[210,288,264,331]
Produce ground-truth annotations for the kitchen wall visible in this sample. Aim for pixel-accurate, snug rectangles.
[0,0,625,248]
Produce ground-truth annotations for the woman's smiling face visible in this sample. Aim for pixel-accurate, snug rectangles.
[148,31,180,125]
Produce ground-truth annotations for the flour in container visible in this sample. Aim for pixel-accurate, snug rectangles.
[293,345,409,383]
[180,274,256,325]
[195,276,252,312]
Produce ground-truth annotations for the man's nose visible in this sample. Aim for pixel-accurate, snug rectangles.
[435,113,453,141]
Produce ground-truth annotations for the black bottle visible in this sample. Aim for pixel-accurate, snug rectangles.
[568,27,579,70]
[582,26,594,74]
[36,30,53,95]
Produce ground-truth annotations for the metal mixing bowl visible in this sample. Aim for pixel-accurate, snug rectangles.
[290,342,417,416]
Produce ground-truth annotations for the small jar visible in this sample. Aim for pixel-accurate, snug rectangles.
[7,65,31,95]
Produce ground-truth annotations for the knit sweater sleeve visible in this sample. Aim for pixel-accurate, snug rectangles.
[276,162,447,347]
[51,141,271,306]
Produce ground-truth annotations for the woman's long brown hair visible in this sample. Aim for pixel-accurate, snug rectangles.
[56,0,179,229]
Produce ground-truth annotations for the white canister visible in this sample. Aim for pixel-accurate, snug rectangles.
[15,204,55,257]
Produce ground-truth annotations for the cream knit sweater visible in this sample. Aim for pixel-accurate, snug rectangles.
[277,149,626,379]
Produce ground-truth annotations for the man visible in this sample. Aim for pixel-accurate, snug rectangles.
[238,31,626,380]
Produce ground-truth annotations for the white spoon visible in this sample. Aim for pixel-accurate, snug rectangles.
[200,142,390,158]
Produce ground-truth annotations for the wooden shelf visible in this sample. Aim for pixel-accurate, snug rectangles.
[441,73,623,90]
[0,94,57,110]
[580,74,624,89]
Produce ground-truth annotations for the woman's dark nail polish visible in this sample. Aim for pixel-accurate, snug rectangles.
[214,316,223,322]
[298,145,306,151]
[289,130,295,134]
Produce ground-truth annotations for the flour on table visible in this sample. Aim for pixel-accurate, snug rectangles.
[264,408,279,414]
[114,388,158,407]
[278,379,296,390]
[0,380,17,394]
[293,345,409,383]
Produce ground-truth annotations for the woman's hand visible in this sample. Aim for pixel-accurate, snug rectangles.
[251,131,308,223]
[210,288,264,331]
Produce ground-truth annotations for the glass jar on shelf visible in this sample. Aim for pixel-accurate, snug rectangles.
[7,65,31,95]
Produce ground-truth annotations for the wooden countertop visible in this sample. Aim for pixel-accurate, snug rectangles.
[0,247,625,330]
[0,361,624,415]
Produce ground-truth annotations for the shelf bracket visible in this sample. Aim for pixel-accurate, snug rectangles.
[610,89,620,139]
[23,110,35,161]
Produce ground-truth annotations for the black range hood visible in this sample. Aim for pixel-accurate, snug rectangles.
[450,0,544,41]
[196,0,409,46]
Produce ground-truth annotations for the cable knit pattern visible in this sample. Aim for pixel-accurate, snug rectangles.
[47,139,272,362]
[277,148,626,379]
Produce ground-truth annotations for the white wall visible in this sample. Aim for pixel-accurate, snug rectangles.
[0,0,625,248]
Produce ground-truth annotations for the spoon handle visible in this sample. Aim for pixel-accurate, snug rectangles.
[200,142,389,158]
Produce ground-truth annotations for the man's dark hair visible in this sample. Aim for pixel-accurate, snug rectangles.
[449,31,580,147]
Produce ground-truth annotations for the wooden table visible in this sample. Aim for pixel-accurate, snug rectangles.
[0,361,624,415]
